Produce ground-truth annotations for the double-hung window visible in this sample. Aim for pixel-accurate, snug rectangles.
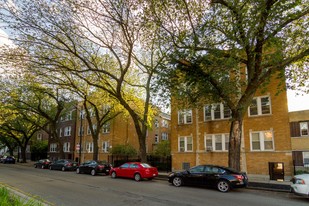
[249,96,271,116]
[102,122,110,133]
[86,142,94,153]
[63,142,70,152]
[162,132,168,140]
[64,126,71,136]
[204,134,229,151]
[50,143,57,152]
[178,110,192,124]
[204,103,231,121]
[300,122,309,136]
[250,130,274,151]
[178,136,193,152]
[102,141,110,153]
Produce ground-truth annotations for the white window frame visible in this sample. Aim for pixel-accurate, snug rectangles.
[303,152,309,166]
[102,141,110,153]
[178,136,193,152]
[154,119,159,128]
[102,122,110,133]
[300,122,309,136]
[37,133,43,141]
[64,126,71,136]
[204,133,229,151]
[204,103,231,121]
[59,128,62,137]
[248,96,271,116]
[155,134,159,143]
[63,142,70,152]
[250,130,274,151]
[162,119,169,128]
[78,126,84,136]
[50,143,57,152]
[86,142,94,153]
[178,109,192,124]
[162,132,168,140]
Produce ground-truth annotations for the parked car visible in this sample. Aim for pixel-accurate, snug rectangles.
[34,159,51,169]
[110,162,158,181]
[76,160,112,176]
[290,174,309,197]
[1,156,16,164]
[49,159,78,171]
[168,165,248,192]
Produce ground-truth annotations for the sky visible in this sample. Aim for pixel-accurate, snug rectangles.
[0,28,308,112]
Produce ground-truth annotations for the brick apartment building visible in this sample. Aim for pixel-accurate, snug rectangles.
[289,110,309,172]
[170,77,293,180]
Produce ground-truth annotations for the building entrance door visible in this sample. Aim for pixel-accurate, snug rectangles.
[269,162,284,181]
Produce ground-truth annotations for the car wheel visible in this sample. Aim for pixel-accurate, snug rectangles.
[134,173,141,181]
[76,168,80,174]
[111,171,117,178]
[217,180,230,192]
[148,178,153,180]
[61,166,65,172]
[172,177,183,187]
[91,169,96,176]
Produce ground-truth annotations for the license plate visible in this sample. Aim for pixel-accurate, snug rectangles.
[106,170,109,172]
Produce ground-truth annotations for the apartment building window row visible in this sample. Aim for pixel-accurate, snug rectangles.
[204,103,231,121]
[179,136,193,152]
[204,133,229,151]
[250,130,274,151]
[63,142,70,152]
[50,143,57,152]
[178,110,192,124]
[249,96,271,116]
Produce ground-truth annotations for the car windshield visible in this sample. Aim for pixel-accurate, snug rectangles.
[140,163,151,168]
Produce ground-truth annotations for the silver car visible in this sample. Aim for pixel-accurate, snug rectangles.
[291,174,309,197]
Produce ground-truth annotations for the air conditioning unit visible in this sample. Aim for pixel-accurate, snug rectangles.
[206,146,213,152]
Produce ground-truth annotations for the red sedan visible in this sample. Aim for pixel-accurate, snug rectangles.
[110,162,158,181]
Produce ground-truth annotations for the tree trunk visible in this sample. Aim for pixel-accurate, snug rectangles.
[228,115,243,171]
[20,146,27,163]
[93,135,99,161]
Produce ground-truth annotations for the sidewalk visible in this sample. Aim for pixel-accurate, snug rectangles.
[17,161,292,192]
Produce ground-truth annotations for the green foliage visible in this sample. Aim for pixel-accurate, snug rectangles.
[30,140,48,154]
[0,187,44,206]
[153,141,171,157]
[110,144,138,157]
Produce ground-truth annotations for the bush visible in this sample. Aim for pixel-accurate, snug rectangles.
[110,144,137,157]
[0,187,43,206]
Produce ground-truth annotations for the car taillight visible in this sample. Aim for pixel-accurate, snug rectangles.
[233,174,244,181]
[98,165,104,169]
[295,179,306,184]
[66,163,72,166]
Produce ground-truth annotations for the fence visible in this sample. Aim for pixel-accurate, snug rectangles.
[108,155,171,172]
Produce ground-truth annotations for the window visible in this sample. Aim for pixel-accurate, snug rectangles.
[64,126,71,136]
[300,122,309,136]
[250,130,274,151]
[204,133,229,151]
[204,103,231,121]
[37,133,42,141]
[303,152,309,166]
[102,122,110,133]
[102,141,109,153]
[80,110,85,119]
[249,96,271,116]
[86,142,94,153]
[66,111,72,121]
[178,136,193,152]
[78,126,84,136]
[87,124,97,135]
[162,132,168,140]
[155,134,159,143]
[103,105,111,114]
[59,128,62,137]
[178,110,192,124]
[162,119,169,128]
[154,119,159,128]
[50,143,57,152]
[63,142,70,152]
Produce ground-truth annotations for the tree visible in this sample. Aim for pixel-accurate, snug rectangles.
[147,0,309,170]
[153,140,170,157]
[0,0,165,163]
